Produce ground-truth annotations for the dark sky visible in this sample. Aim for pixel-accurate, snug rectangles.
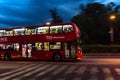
[0,0,120,28]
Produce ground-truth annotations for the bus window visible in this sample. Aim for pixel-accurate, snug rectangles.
[0,44,5,50]
[50,26,62,34]
[6,44,14,51]
[9,30,13,36]
[44,42,49,51]
[26,28,36,35]
[31,29,36,34]
[35,42,44,50]
[35,42,49,51]
[50,42,61,50]
[4,30,11,36]
[14,28,26,35]
[4,30,13,36]
[63,25,74,33]
[14,43,20,51]
[26,29,32,35]
[37,27,49,34]
[0,30,5,36]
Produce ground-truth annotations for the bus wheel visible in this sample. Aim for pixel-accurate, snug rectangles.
[4,54,11,61]
[53,53,61,61]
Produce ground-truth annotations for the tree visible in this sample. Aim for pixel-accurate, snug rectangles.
[72,3,109,44]
[49,9,63,23]
[72,2,120,44]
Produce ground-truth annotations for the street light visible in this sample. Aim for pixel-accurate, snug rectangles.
[109,14,116,45]
[46,22,51,25]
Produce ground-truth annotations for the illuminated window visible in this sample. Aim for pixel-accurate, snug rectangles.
[0,30,5,36]
[26,29,32,35]
[4,30,10,36]
[50,26,62,34]
[63,25,74,33]
[13,28,26,35]
[44,42,49,51]
[9,31,13,36]
[26,28,36,35]
[35,42,49,51]
[6,44,14,51]
[14,43,19,51]
[37,27,49,34]
[35,42,44,50]
[0,44,5,50]
[50,42,61,50]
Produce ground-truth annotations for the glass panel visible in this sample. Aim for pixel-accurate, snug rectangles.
[35,42,49,51]
[0,30,5,36]
[64,42,70,58]
[14,28,26,35]
[26,28,36,35]
[37,27,49,34]
[50,42,61,50]
[27,44,33,57]
[71,42,76,58]
[22,44,27,57]
[4,30,10,36]
[44,42,49,51]
[9,30,13,36]
[0,44,5,50]
[50,26,62,33]
[35,42,44,50]
[6,44,14,51]
[64,42,76,58]
[14,43,19,51]
[63,25,74,33]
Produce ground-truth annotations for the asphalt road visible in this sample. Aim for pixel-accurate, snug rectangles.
[0,56,120,80]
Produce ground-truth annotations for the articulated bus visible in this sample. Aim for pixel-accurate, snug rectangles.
[0,22,82,61]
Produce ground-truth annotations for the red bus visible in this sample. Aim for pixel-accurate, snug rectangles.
[0,22,82,61]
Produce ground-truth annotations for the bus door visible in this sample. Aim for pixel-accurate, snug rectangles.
[22,43,33,58]
[64,42,76,59]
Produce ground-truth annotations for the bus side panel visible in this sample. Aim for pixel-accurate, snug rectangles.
[0,51,5,59]
[10,51,22,59]
[43,51,52,60]
[33,51,46,60]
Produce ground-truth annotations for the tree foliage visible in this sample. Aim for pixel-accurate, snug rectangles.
[72,2,120,44]
[49,9,63,23]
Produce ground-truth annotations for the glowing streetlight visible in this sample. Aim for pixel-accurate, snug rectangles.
[46,22,51,25]
[110,15,116,21]
[109,14,116,45]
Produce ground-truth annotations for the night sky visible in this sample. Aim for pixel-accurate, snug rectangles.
[0,0,120,28]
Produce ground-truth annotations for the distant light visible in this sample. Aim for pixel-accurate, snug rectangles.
[109,15,116,21]
[46,22,51,25]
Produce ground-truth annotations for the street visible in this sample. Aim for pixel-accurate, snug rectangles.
[0,56,120,80]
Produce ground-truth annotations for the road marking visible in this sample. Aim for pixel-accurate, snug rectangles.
[89,67,98,80]
[12,64,51,80]
[0,64,36,77]
[0,62,119,80]
[51,65,67,75]
[65,66,76,74]
[76,66,86,75]
[0,64,44,80]
[35,65,58,77]
[115,68,120,75]
[90,67,99,74]
[103,68,115,80]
